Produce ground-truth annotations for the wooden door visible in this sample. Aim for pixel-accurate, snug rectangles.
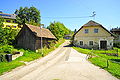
[100,41,107,49]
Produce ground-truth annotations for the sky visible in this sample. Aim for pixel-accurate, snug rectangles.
[0,0,120,31]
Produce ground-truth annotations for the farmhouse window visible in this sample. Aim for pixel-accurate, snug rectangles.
[85,29,89,33]
[94,28,98,33]
[14,26,16,28]
[89,41,93,45]
[80,41,83,45]
[6,20,11,22]
[6,25,10,27]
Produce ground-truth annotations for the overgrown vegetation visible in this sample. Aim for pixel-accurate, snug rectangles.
[0,45,15,54]
[0,16,20,45]
[0,16,3,27]
[0,39,65,75]
[47,21,71,40]
[0,27,19,45]
[73,47,120,79]
[114,42,120,48]
[39,39,65,56]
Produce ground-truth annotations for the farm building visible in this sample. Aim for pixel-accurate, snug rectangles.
[0,12,19,29]
[110,28,120,42]
[73,20,114,49]
[16,24,56,50]
[64,34,72,39]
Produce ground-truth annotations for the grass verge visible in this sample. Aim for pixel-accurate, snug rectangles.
[73,47,120,79]
[0,39,65,75]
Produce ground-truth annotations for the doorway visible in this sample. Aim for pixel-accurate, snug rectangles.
[100,41,107,49]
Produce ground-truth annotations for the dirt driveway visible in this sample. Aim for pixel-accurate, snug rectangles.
[0,41,119,80]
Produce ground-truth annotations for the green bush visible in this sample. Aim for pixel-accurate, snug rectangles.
[114,42,120,48]
[47,21,71,40]
[0,54,6,62]
[0,45,14,54]
[0,27,19,45]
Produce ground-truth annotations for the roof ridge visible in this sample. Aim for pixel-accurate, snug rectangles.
[83,20,101,26]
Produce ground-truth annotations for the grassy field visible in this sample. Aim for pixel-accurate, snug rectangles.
[73,47,120,79]
[0,39,65,75]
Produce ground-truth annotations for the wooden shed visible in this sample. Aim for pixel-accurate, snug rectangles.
[16,24,56,50]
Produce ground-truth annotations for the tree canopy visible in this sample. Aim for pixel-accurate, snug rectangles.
[47,21,71,40]
[15,6,41,26]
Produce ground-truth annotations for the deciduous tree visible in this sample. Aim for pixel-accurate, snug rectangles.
[15,6,41,26]
[47,21,71,40]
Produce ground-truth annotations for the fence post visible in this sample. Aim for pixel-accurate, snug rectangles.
[117,49,118,57]
[107,59,109,68]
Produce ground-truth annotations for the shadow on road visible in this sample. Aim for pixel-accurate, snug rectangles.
[64,44,73,47]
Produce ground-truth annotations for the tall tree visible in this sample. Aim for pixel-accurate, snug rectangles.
[47,21,70,40]
[15,6,41,26]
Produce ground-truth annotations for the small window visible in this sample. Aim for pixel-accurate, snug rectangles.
[80,41,83,45]
[89,41,93,45]
[94,29,98,33]
[85,29,89,33]
[6,20,11,22]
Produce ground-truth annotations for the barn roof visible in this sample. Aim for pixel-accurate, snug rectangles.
[25,24,56,39]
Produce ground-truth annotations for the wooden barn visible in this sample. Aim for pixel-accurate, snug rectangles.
[16,24,56,50]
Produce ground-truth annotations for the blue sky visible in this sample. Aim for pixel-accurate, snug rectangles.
[0,0,120,31]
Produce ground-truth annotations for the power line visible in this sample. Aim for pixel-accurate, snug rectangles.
[42,16,91,19]
[42,11,96,19]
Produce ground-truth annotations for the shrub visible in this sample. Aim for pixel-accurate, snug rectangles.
[114,42,120,48]
[0,27,19,45]
[0,54,6,62]
[0,45,14,54]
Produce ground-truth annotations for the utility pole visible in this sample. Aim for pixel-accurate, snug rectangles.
[40,24,44,57]
[90,11,96,20]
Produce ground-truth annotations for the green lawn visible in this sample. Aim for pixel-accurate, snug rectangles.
[0,39,65,75]
[73,47,120,79]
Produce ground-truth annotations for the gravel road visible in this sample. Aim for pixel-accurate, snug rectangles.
[0,41,119,80]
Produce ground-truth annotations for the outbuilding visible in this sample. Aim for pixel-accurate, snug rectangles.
[16,24,56,50]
